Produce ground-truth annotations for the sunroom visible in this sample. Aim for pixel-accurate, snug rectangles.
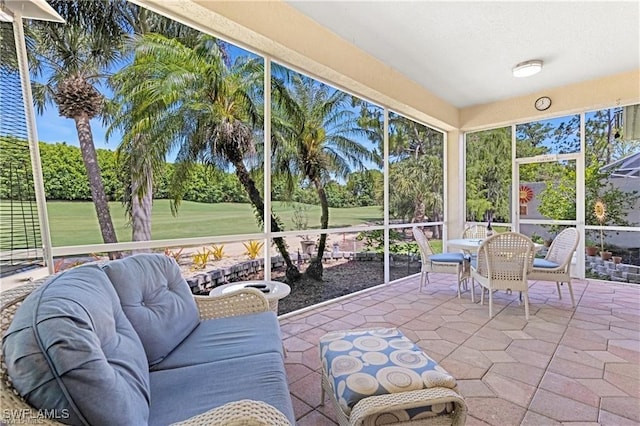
[1,1,639,425]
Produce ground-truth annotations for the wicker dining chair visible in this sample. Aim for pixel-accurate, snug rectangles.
[462,224,488,239]
[471,232,535,319]
[412,226,469,298]
[528,228,580,306]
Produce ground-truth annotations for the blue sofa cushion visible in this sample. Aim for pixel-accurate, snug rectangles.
[430,253,465,264]
[149,353,295,425]
[103,253,200,365]
[2,265,150,426]
[152,311,283,371]
[533,258,560,269]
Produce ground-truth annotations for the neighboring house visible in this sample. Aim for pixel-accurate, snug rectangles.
[601,152,640,242]
[521,151,640,249]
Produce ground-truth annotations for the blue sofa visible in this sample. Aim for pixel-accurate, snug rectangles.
[2,254,294,425]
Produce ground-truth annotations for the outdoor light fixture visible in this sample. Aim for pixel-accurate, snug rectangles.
[512,60,543,78]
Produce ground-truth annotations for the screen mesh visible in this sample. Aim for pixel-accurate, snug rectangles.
[0,21,43,277]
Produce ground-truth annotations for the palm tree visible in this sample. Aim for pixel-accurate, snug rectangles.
[29,4,128,252]
[272,75,376,280]
[110,33,301,281]
[355,106,446,228]
[388,156,443,235]
[107,6,201,246]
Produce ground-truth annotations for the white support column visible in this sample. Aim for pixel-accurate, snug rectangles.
[13,13,54,273]
[263,57,272,281]
[383,109,390,284]
[511,124,518,232]
[446,129,465,244]
[576,112,586,279]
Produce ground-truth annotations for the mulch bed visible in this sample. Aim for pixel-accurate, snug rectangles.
[247,258,420,315]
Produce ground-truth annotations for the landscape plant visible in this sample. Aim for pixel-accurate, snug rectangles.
[110,32,302,281]
[272,74,377,280]
[356,229,404,254]
[209,244,225,260]
[191,247,211,270]
[243,241,264,260]
[356,107,446,234]
[465,127,511,223]
[164,247,184,262]
[108,8,202,243]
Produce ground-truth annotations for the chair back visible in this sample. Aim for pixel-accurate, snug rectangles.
[546,228,580,270]
[476,232,535,290]
[412,226,435,263]
[463,224,488,239]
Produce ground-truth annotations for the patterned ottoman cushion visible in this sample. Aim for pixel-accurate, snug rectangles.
[320,328,457,417]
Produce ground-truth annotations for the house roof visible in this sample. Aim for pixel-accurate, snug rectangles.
[601,151,640,178]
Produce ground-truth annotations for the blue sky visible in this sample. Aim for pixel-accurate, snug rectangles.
[35,108,118,151]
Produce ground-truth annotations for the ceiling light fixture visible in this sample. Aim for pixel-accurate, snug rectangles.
[512,60,543,78]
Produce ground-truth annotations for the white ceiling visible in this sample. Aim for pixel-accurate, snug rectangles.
[286,1,640,108]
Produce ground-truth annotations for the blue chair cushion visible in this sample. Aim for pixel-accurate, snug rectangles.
[3,265,150,425]
[429,252,466,264]
[103,253,200,366]
[533,258,560,269]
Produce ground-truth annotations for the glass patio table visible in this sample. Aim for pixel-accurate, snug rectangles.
[448,238,543,253]
[447,238,484,253]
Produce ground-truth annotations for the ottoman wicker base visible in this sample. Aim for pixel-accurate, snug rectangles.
[319,328,467,426]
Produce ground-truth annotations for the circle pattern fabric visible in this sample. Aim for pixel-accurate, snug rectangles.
[376,366,422,393]
[390,350,429,369]
[353,336,388,352]
[319,327,456,417]
[331,355,363,377]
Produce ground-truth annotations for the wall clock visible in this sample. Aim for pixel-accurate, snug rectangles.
[535,96,552,111]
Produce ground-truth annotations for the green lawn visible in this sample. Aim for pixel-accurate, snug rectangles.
[46,200,383,246]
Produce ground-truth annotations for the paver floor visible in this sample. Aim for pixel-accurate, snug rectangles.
[279,275,640,425]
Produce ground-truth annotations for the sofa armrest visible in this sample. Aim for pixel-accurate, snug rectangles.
[170,399,292,426]
[194,288,270,320]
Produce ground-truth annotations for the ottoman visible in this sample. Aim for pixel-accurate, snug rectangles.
[319,328,467,426]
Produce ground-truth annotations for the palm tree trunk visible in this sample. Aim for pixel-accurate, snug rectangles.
[74,114,120,259]
[411,195,426,223]
[131,171,152,252]
[232,159,301,282]
[306,177,328,280]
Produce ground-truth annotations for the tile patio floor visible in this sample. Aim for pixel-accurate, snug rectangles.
[278,274,640,425]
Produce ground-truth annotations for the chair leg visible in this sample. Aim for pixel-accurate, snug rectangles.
[523,291,530,320]
[488,289,493,318]
[567,281,576,307]
[470,279,475,303]
[419,271,426,292]
[556,282,562,299]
